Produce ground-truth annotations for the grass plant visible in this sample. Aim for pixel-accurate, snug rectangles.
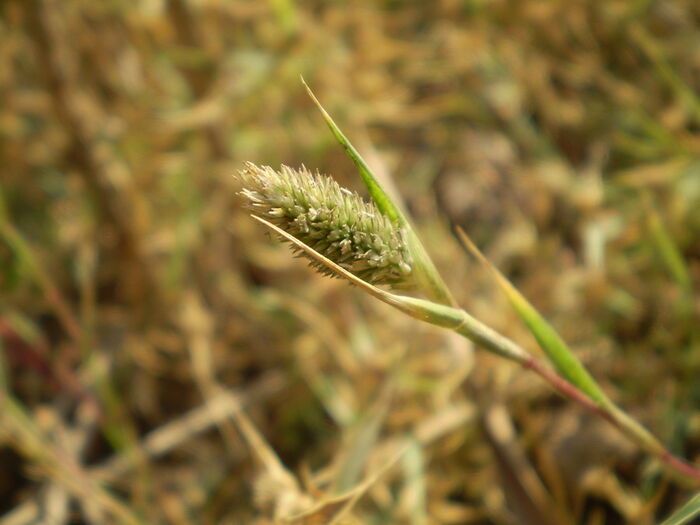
[3,2,700,522]
[239,82,700,521]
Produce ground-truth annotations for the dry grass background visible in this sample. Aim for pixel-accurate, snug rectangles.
[1,0,699,523]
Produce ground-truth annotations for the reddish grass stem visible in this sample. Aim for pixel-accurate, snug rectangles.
[522,355,700,483]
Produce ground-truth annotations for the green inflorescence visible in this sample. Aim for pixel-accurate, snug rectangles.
[239,163,413,286]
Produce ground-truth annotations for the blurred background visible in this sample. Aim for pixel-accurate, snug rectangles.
[1,1,699,523]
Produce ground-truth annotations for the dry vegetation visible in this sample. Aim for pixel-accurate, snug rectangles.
[1,1,699,523]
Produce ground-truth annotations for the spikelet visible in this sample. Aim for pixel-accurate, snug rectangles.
[238,163,413,287]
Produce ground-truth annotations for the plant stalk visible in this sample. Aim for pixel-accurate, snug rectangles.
[450,311,700,484]
[253,214,700,485]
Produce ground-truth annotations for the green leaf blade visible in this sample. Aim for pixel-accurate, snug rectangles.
[647,208,692,291]
[301,78,455,306]
[302,77,403,225]
[660,491,700,525]
[455,228,609,405]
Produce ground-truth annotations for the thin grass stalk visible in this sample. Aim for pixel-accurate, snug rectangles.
[0,396,143,524]
[240,80,700,486]
[0,184,149,490]
[454,227,610,404]
[0,188,82,343]
[250,215,700,484]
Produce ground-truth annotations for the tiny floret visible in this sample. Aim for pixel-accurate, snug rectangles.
[238,163,413,286]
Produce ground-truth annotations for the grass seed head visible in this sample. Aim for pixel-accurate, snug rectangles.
[238,162,413,287]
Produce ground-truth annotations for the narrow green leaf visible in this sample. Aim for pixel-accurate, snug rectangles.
[334,388,390,492]
[401,438,427,525]
[455,227,610,405]
[285,444,406,525]
[301,78,455,306]
[301,77,404,225]
[250,216,700,483]
[404,229,457,307]
[647,208,691,291]
[660,491,700,525]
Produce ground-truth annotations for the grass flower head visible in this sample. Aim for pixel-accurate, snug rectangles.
[238,163,413,286]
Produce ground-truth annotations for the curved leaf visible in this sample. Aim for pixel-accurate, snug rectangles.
[301,78,455,306]
[455,227,609,405]
[660,491,700,525]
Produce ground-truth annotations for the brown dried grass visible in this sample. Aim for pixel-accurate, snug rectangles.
[1,1,699,523]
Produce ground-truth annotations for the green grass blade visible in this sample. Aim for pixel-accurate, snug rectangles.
[301,78,455,305]
[401,438,427,525]
[647,208,692,292]
[301,77,403,225]
[253,216,700,482]
[455,227,609,405]
[660,491,700,525]
[334,388,390,493]
[404,229,456,307]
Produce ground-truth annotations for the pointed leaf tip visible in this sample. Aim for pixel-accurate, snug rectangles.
[301,79,402,224]
[454,227,608,405]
